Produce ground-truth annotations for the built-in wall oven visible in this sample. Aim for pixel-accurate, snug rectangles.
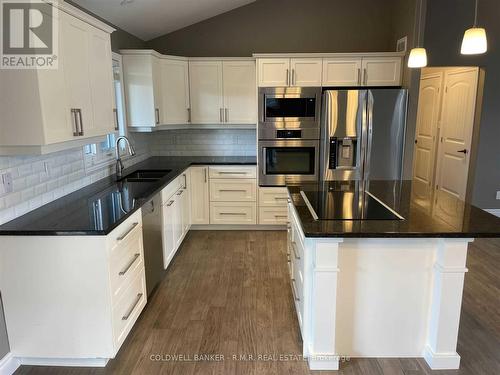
[258,87,321,186]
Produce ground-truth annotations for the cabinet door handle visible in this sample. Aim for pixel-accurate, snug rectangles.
[364,68,368,86]
[204,168,207,183]
[219,189,247,192]
[218,171,247,175]
[113,108,119,131]
[117,222,139,241]
[167,200,174,207]
[177,190,184,196]
[119,253,140,276]
[291,241,300,260]
[77,109,84,136]
[187,108,191,123]
[292,69,295,85]
[155,108,160,125]
[291,279,300,301]
[122,293,143,321]
[275,215,288,219]
[71,109,79,136]
[219,108,223,122]
[357,68,361,85]
[286,68,289,86]
[220,212,246,216]
[225,108,229,123]
[182,173,187,189]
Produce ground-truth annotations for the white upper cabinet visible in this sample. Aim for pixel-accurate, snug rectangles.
[0,3,115,155]
[222,61,256,124]
[290,58,323,86]
[152,56,163,125]
[122,53,162,128]
[322,58,362,86]
[189,61,224,124]
[161,59,190,125]
[258,58,290,87]
[361,57,402,86]
[258,58,322,87]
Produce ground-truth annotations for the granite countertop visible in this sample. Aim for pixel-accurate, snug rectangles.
[0,156,256,236]
[288,180,500,238]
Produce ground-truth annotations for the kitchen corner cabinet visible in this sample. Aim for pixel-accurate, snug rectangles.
[189,60,256,125]
[258,58,322,87]
[189,166,210,224]
[121,52,164,128]
[0,4,115,155]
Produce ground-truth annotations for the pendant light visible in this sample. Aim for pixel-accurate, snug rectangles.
[461,0,487,55]
[408,0,427,68]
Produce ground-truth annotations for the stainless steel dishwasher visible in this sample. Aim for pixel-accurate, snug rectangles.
[141,193,164,297]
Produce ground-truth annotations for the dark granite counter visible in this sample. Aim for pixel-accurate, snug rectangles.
[287,180,500,238]
[0,156,256,236]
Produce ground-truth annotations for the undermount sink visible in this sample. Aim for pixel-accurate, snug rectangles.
[121,169,172,182]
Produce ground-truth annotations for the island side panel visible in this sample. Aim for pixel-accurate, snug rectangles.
[424,238,473,370]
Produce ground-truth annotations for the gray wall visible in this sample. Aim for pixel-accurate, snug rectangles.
[424,0,500,208]
[147,0,396,56]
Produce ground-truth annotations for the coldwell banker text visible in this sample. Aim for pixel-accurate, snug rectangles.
[1,0,59,69]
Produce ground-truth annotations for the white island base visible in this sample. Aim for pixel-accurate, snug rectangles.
[287,205,472,371]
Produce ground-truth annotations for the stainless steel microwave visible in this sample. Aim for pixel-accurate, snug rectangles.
[258,87,322,138]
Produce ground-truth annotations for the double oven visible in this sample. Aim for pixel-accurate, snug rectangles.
[258,87,321,185]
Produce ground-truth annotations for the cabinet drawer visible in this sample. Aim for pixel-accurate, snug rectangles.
[112,268,147,351]
[210,179,256,202]
[161,175,185,203]
[109,222,144,301]
[209,166,256,179]
[259,206,288,225]
[107,210,142,250]
[210,202,256,225]
[258,187,288,207]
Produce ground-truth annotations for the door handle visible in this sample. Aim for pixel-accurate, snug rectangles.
[71,109,79,136]
[77,109,84,136]
[113,108,119,131]
[457,149,468,154]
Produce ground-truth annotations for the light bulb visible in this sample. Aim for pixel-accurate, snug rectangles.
[408,48,428,68]
[461,27,487,55]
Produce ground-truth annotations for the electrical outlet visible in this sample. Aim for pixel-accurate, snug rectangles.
[0,172,13,196]
[496,191,500,200]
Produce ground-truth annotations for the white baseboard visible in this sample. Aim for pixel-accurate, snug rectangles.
[423,345,461,370]
[484,209,500,218]
[18,357,109,367]
[307,355,340,370]
[0,353,21,375]
[191,224,286,231]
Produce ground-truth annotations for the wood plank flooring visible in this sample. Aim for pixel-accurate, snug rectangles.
[15,233,500,375]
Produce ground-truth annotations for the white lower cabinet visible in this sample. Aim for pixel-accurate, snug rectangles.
[210,202,257,225]
[258,187,289,225]
[161,173,191,269]
[190,166,210,225]
[0,210,147,362]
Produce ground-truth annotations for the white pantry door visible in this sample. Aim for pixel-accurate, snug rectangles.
[412,72,443,207]
[435,68,479,201]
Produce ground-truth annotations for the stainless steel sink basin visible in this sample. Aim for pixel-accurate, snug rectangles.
[121,169,172,182]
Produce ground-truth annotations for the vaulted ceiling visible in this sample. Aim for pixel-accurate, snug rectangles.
[70,0,256,40]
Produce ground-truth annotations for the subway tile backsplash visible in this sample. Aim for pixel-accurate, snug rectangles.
[0,129,256,225]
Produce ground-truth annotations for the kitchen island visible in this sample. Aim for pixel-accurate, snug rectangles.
[286,180,500,371]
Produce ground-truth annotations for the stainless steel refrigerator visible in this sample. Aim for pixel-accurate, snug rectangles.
[320,89,408,182]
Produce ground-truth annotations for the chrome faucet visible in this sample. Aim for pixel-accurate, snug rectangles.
[115,136,136,180]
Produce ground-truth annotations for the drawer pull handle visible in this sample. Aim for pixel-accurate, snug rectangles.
[119,253,140,276]
[292,241,301,260]
[218,172,248,175]
[219,189,247,192]
[220,212,246,216]
[117,222,139,242]
[122,293,143,321]
[275,197,288,201]
[291,279,300,301]
[275,215,288,218]
[177,190,184,196]
[167,200,174,207]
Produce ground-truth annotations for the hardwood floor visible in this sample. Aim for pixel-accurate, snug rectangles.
[16,233,500,375]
